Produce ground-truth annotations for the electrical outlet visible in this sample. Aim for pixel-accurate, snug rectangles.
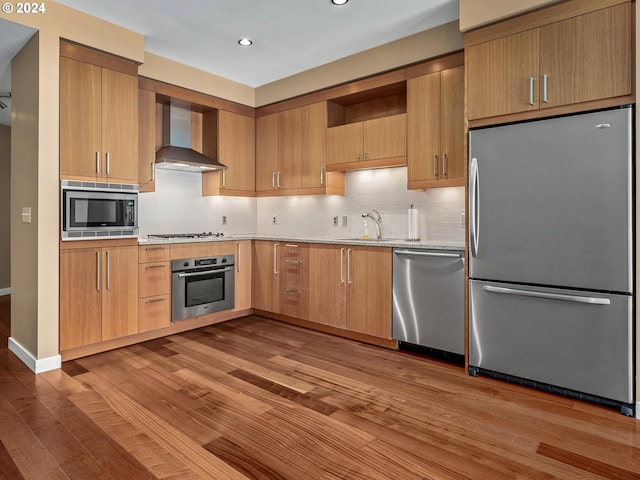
[342,215,348,227]
[332,216,339,226]
[272,215,277,225]
[221,215,227,225]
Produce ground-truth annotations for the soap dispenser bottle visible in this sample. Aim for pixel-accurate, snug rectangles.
[361,217,369,239]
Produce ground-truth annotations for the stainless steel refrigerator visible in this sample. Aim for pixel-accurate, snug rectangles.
[468,106,634,413]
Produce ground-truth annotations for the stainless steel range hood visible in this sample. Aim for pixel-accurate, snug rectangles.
[155,103,227,172]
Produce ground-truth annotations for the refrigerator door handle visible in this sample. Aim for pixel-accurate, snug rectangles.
[482,285,611,305]
[469,157,480,257]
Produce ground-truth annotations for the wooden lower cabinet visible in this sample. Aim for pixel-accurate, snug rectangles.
[279,243,308,319]
[233,240,253,312]
[307,244,392,339]
[307,244,346,328]
[252,240,280,312]
[344,246,392,338]
[60,245,138,350]
[138,253,171,332]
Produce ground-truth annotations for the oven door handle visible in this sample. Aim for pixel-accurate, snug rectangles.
[176,267,233,278]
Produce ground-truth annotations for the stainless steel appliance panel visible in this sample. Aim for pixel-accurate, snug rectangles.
[172,255,235,321]
[469,279,633,404]
[469,107,632,293]
[393,249,464,354]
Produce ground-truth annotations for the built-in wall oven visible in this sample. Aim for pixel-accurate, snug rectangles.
[171,254,235,321]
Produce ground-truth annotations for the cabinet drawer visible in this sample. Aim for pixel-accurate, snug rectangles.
[139,245,171,263]
[171,241,234,260]
[138,294,171,332]
[138,261,170,297]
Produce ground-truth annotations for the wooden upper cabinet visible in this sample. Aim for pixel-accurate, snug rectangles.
[362,114,407,162]
[203,110,256,196]
[466,29,539,120]
[466,0,633,124]
[60,54,138,183]
[256,113,279,192]
[327,113,407,168]
[538,3,632,109]
[407,65,464,189]
[138,88,157,192]
[60,58,102,180]
[277,107,302,189]
[300,102,328,189]
[327,122,363,165]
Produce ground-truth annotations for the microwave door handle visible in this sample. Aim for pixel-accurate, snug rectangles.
[177,267,233,278]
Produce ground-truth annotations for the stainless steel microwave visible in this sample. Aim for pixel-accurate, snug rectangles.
[61,180,139,240]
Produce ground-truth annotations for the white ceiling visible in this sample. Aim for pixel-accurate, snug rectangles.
[55,0,459,87]
[0,0,459,126]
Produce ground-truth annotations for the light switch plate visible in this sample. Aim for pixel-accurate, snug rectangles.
[21,207,31,224]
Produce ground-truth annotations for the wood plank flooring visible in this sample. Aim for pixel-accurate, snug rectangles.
[0,306,639,478]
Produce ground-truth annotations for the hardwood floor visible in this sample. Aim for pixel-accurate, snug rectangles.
[0,313,638,479]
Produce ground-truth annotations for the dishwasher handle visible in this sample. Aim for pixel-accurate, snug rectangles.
[394,250,462,259]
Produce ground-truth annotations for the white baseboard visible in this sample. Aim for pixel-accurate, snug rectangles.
[0,287,10,296]
[8,337,61,373]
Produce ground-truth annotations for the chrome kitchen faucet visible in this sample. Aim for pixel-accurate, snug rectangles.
[362,209,382,239]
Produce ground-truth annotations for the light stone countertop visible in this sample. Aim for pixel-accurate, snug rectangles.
[139,235,464,251]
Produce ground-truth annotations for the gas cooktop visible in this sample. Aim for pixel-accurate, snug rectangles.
[147,232,224,239]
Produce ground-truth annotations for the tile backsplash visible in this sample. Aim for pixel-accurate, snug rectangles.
[139,167,465,243]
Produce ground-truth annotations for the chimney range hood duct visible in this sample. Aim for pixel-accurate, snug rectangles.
[155,103,227,172]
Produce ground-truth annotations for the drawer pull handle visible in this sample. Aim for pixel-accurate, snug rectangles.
[146,298,166,304]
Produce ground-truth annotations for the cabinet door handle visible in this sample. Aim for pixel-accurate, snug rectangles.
[340,248,345,284]
[150,162,155,182]
[273,243,279,274]
[145,247,166,252]
[96,251,101,291]
[236,242,240,273]
[285,244,299,248]
[106,250,111,290]
[543,74,548,103]
[433,154,438,177]
[364,152,368,161]
[106,152,110,175]
[285,289,300,295]
[145,265,165,270]
[529,76,535,105]
[276,172,282,188]
[442,153,447,176]
[320,167,325,185]
[347,248,352,284]
[96,152,101,174]
[221,170,226,187]
[272,172,276,189]
[357,153,362,161]
[146,298,166,304]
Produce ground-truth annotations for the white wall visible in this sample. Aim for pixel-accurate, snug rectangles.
[140,167,465,244]
[138,169,257,236]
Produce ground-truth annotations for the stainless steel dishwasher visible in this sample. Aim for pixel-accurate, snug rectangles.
[392,249,465,359]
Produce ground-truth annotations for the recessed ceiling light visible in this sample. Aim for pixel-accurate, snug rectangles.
[238,38,253,47]
[332,0,349,4]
